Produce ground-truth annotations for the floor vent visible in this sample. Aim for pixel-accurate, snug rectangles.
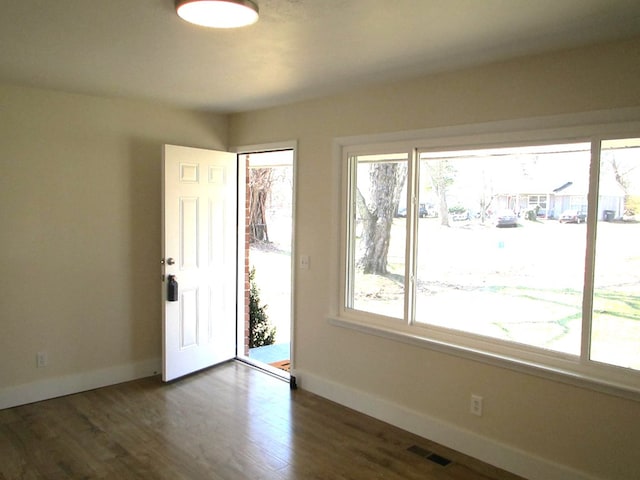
[407,445,432,458]
[407,445,452,467]
[426,453,452,466]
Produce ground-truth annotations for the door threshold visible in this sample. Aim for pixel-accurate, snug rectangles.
[237,356,290,382]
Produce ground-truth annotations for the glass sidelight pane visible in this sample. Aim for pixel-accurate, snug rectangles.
[590,138,640,371]
[348,154,408,319]
[415,143,591,355]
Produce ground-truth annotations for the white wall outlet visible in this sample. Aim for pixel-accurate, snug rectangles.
[36,351,48,368]
[300,255,310,270]
[470,394,483,416]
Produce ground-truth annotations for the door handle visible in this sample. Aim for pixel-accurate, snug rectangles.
[167,275,178,302]
[161,257,176,265]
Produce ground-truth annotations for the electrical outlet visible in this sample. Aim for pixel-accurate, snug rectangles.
[36,352,48,368]
[300,255,310,270]
[470,394,483,416]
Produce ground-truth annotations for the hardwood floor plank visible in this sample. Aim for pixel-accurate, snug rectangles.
[0,362,524,480]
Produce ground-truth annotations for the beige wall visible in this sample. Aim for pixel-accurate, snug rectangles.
[0,84,228,391]
[229,37,640,480]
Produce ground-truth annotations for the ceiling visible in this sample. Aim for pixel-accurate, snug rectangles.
[1,0,640,113]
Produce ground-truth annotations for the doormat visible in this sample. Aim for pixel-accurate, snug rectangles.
[269,360,291,372]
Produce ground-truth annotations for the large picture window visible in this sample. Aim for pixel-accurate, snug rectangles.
[341,133,640,393]
[416,143,591,356]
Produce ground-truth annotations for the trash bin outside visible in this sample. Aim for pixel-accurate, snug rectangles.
[603,210,615,221]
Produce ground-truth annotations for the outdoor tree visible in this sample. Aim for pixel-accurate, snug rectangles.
[477,168,495,223]
[249,267,276,348]
[249,167,273,243]
[357,162,407,275]
[423,159,456,227]
[604,151,640,214]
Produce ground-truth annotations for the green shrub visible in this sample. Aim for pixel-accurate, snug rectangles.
[249,267,276,348]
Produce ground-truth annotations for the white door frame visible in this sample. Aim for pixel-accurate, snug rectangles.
[232,140,297,376]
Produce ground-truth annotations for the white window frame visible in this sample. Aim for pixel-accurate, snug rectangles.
[330,109,640,400]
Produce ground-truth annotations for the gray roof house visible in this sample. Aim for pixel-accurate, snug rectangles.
[493,175,625,220]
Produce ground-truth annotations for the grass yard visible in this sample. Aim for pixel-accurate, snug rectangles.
[353,217,640,370]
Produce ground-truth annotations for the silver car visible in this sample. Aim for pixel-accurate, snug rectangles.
[496,209,518,227]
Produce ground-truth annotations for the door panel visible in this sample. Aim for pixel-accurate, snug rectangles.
[162,144,237,382]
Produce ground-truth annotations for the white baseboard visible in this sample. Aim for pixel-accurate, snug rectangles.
[0,358,161,410]
[295,369,598,480]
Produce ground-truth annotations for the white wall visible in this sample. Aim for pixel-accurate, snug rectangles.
[0,84,228,406]
[229,37,640,480]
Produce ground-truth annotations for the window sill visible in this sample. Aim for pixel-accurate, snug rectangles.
[328,315,640,402]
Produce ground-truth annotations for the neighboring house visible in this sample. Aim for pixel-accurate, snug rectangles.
[492,190,551,217]
[549,181,585,218]
[551,178,625,220]
[493,179,625,220]
[490,176,558,218]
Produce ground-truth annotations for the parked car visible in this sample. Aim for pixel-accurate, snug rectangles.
[397,204,437,218]
[418,204,428,218]
[495,209,518,227]
[422,204,438,218]
[559,209,587,223]
[451,212,468,221]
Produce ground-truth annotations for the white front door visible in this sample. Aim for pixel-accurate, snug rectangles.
[162,144,237,382]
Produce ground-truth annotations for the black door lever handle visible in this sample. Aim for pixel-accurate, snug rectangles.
[167,275,178,302]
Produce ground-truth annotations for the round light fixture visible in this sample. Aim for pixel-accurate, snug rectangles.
[175,0,259,28]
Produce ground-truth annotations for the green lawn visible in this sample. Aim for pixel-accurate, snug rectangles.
[353,218,640,370]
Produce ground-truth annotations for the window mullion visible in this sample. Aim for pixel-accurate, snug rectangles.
[580,138,602,364]
[343,153,357,311]
[404,149,419,326]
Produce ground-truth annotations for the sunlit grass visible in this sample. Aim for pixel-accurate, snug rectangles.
[352,221,640,369]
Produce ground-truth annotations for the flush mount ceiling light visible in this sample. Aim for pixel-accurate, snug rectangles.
[175,0,259,28]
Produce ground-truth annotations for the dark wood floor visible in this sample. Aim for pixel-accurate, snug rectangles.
[0,361,524,479]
